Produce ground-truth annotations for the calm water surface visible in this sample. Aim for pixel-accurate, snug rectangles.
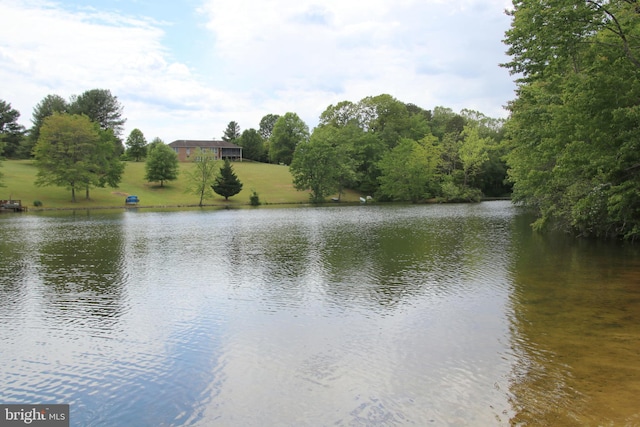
[0,201,638,426]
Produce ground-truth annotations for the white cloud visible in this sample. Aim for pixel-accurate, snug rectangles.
[0,0,515,143]
[0,0,229,141]
[199,0,515,123]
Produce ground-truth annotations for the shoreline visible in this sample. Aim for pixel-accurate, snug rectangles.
[3,197,512,213]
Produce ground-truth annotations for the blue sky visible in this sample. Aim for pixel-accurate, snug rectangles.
[0,0,516,143]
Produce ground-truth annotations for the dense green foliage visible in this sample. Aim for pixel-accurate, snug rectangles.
[145,142,179,187]
[0,100,26,159]
[27,90,126,159]
[125,128,147,161]
[503,0,640,239]
[378,137,441,202]
[290,125,354,203]
[26,94,68,158]
[237,128,266,161]
[259,114,280,140]
[269,112,310,165]
[290,94,508,203]
[33,113,124,202]
[212,159,243,200]
[69,89,126,138]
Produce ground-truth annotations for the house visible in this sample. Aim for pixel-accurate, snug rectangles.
[168,140,243,162]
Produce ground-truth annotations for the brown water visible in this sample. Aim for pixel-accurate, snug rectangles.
[507,218,640,426]
[0,201,638,426]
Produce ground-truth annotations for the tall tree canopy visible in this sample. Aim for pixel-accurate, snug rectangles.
[69,89,126,137]
[145,142,179,187]
[269,112,309,165]
[503,0,640,239]
[27,94,68,158]
[222,121,241,142]
[290,125,355,203]
[33,113,123,202]
[0,100,26,159]
[310,94,504,200]
[125,128,147,161]
[259,114,280,140]
[377,136,442,203]
[237,128,265,161]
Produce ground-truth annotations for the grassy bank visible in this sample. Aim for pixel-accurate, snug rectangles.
[0,160,363,210]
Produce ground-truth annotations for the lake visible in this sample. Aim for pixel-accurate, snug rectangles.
[1,201,639,426]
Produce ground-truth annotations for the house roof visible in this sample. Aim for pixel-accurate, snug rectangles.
[168,140,241,149]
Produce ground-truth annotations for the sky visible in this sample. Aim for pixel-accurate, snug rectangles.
[0,0,516,143]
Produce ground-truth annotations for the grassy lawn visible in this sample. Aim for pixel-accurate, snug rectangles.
[0,160,363,209]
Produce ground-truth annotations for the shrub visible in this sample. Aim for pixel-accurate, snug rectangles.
[249,190,261,206]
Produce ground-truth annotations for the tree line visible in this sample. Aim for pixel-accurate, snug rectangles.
[221,97,510,204]
[0,91,510,206]
[502,0,640,240]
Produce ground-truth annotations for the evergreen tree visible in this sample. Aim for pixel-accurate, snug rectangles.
[0,100,26,158]
[69,89,126,137]
[222,121,240,142]
[212,159,243,200]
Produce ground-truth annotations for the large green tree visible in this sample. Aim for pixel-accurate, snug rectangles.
[290,125,354,203]
[145,142,179,187]
[185,148,218,206]
[86,128,126,200]
[377,136,441,202]
[316,95,431,195]
[259,113,280,140]
[34,113,121,202]
[125,128,147,161]
[222,121,240,142]
[503,0,640,239]
[212,159,243,200]
[69,89,126,137]
[0,100,26,159]
[459,125,490,188]
[237,128,265,161]
[269,112,309,165]
[27,94,68,158]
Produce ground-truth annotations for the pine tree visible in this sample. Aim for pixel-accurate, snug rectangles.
[211,159,243,200]
[222,121,240,142]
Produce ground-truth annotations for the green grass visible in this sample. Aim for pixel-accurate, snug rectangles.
[0,160,363,209]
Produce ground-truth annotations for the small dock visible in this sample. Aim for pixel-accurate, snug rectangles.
[1,200,27,212]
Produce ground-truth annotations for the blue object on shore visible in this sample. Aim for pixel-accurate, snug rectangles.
[125,195,139,205]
